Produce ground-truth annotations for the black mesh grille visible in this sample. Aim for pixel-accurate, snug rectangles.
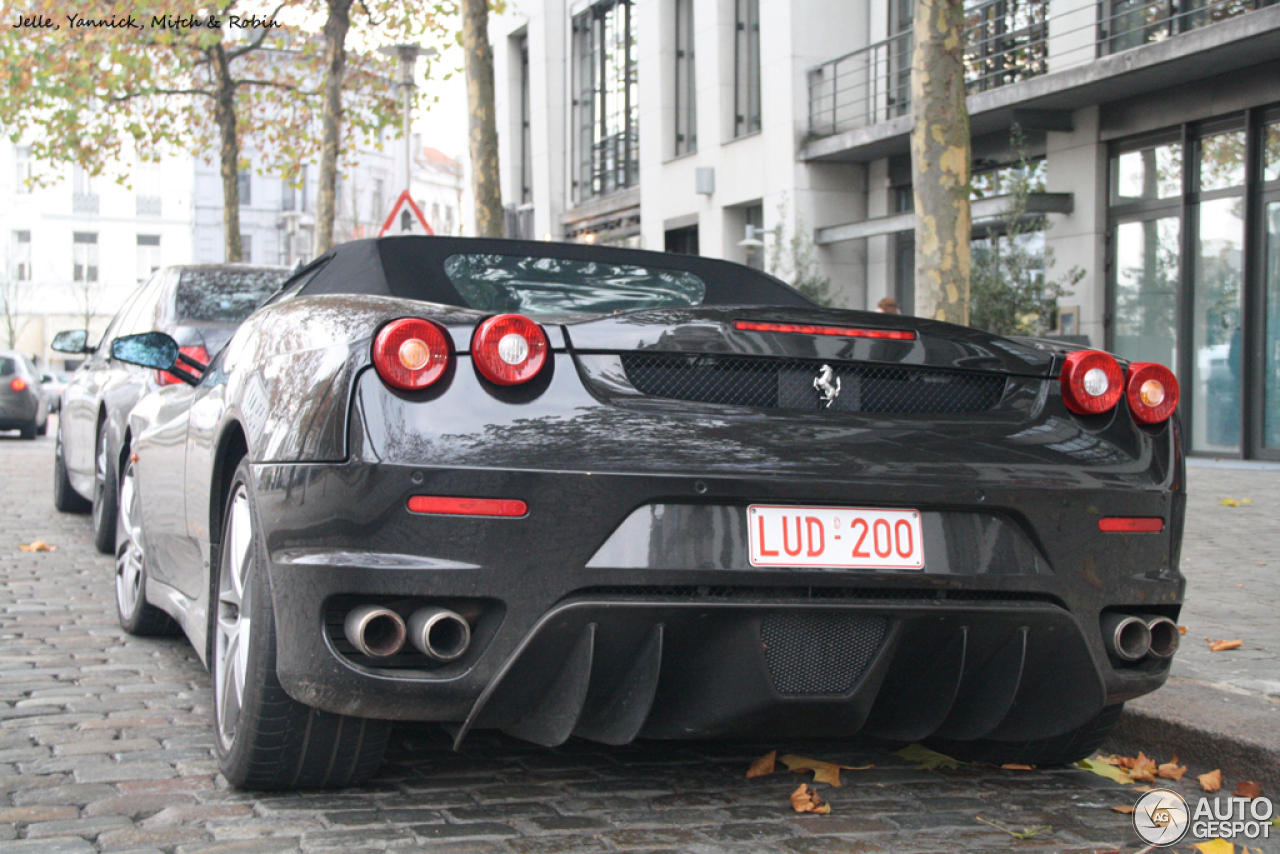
[620,353,1006,414]
[761,613,889,695]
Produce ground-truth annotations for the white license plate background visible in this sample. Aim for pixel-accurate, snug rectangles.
[748,505,924,569]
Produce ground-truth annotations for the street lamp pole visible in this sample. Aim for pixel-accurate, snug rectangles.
[378,44,438,195]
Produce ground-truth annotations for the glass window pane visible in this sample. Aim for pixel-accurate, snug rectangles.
[1192,196,1244,453]
[1265,201,1280,449]
[1265,123,1280,183]
[1198,130,1245,192]
[1113,217,1180,369]
[1112,143,1181,204]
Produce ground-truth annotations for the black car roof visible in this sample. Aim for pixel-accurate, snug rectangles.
[292,237,815,309]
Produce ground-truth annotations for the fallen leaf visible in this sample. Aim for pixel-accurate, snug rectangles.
[1126,752,1158,782]
[1134,785,1154,793]
[1178,625,1188,635]
[1209,639,1243,652]
[1001,763,1034,770]
[895,743,963,770]
[790,783,830,814]
[1157,757,1187,781]
[1077,757,1133,784]
[1199,769,1223,793]
[746,750,776,779]
[18,540,56,552]
[1193,840,1235,854]
[1233,781,1262,799]
[976,816,1049,839]
[1110,805,1136,814]
[778,754,872,787]
[1219,497,1253,507]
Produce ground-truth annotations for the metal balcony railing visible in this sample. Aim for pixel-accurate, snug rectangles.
[136,196,162,217]
[72,193,99,214]
[808,0,1276,137]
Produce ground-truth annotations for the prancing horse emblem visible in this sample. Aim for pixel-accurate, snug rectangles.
[813,364,841,408]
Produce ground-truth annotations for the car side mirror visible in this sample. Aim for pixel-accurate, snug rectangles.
[51,329,91,354]
[111,332,205,385]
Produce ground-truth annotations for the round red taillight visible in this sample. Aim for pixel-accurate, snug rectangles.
[1126,362,1179,425]
[471,314,548,385]
[1060,350,1124,415]
[10,377,27,392]
[372,318,452,391]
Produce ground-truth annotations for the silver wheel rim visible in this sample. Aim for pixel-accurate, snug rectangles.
[215,485,253,751]
[115,460,143,619]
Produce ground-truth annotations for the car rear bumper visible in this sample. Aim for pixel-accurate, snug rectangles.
[253,446,1184,745]
[0,391,39,429]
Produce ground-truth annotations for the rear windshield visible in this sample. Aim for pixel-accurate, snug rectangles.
[443,254,706,317]
[175,268,289,323]
[0,357,16,376]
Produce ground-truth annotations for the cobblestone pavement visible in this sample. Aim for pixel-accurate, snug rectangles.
[2,423,1277,854]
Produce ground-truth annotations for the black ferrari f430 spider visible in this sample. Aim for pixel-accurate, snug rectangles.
[108,236,1185,789]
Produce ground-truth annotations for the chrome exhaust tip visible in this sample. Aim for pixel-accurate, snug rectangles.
[344,605,407,658]
[408,607,471,662]
[1142,615,1180,659]
[1101,612,1152,662]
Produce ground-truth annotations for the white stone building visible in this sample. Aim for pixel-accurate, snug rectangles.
[492,0,1280,460]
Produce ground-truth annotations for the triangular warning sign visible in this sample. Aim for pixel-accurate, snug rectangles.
[378,189,434,237]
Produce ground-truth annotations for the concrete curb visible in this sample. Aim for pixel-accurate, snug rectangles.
[1103,677,1280,792]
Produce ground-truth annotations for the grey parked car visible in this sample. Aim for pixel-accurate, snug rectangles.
[0,351,50,439]
[52,264,290,553]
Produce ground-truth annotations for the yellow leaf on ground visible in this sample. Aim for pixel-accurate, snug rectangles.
[1178,625,1188,635]
[1126,752,1158,782]
[1199,769,1223,793]
[1193,840,1235,854]
[790,784,831,814]
[778,754,872,787]
[1077,757,1133,784]
[746,750,776,779]
[1209,639,1244,652]
[894,743,963,770]
[1111,805,1136,814]
[1233,781,1262,799]
[17,540,56,552]
[1220,497,1252,507]
[1001,763,1034,770]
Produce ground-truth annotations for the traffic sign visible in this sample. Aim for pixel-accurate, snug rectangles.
[378,189,434,237]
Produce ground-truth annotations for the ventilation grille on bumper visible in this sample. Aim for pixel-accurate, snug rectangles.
[761,613,889,695]
[620,353,1007,414]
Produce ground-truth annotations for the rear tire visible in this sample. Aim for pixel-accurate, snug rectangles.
[36,416,47,436]
[212,459,390,790]
[925,703,1125,766]
[92,419,118,554]
[115,456,178,637]
[53,422,91,513]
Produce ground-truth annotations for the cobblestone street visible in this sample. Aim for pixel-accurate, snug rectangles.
[2,423,1276,853]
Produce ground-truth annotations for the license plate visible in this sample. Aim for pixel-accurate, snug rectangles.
[748,505,924,569]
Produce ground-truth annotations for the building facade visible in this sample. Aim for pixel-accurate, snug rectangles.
[493,0,1280,460]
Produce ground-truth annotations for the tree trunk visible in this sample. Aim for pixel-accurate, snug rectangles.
[911,0,970,324]
[316,0,352,255]
[462,0,503,238]
[211,44,242,264]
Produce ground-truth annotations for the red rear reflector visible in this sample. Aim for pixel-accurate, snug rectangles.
[407,496,528,517]
[734,320,916,341]
[9,377,27,392]
[1098,517,1164,533]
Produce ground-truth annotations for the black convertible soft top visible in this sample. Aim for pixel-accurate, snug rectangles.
[288,236,815,311]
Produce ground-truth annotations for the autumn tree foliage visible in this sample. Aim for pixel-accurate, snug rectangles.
[0,0,445,261]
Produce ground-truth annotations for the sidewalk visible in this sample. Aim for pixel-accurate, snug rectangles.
[1108,458,1280,789]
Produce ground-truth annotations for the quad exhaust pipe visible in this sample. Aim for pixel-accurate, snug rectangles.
[408,607,472,662]
[344,604,471,662]
[344,605,407,658]
[1101,612,1180,662]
